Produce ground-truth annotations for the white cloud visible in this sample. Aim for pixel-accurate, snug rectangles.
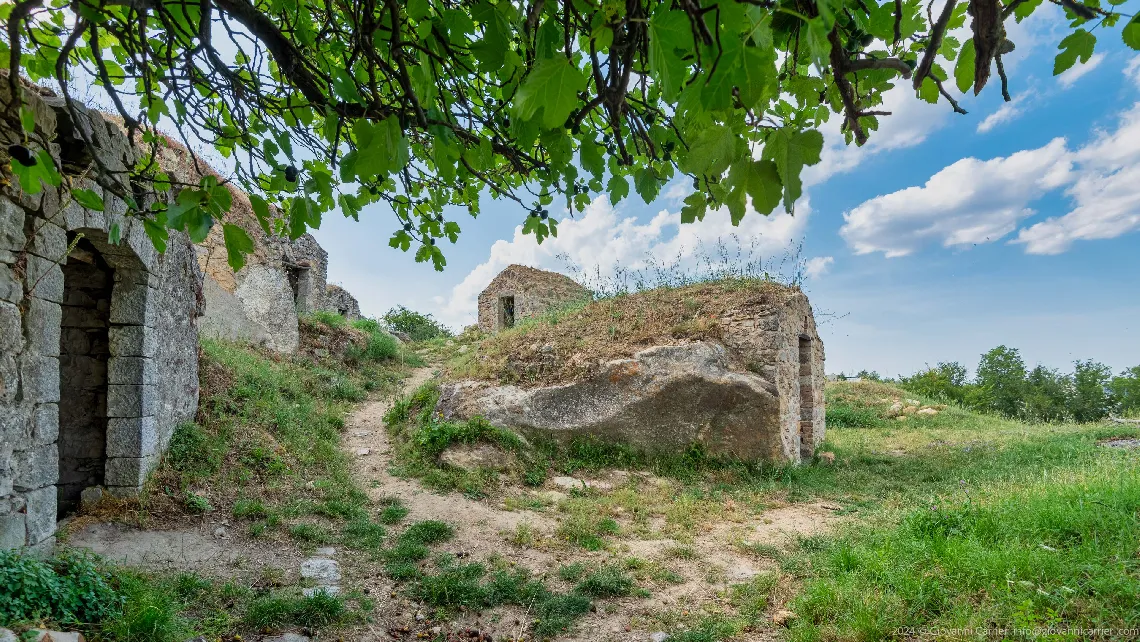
[436,197,808,327]
[1126,55,1140,90]
[1014,104,1140,254]
[977,92,1031,133]
[840,102,1140,258]
[1057,52,1105,89]
[804,256,834,280]
[840,138,1072,257]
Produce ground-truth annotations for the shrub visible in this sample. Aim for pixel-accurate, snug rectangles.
[1111,366,1140,415]
[361,330,400,361]
[400,520,455,545]
[0,550,123,627]
[100,574,189,642]
[383,305,452,341]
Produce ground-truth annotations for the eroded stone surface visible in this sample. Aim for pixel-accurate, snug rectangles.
[439,343,790,461]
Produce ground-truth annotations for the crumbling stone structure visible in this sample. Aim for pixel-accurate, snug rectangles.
[442,282,826,464]
[324,284,361,320]
[139,124,358,353]
[477,265,591,332]
[1,83,202,551]
[196,224,334,354]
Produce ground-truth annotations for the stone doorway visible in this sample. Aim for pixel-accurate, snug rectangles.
[798,335,815,460]
[498,295,515,329]
[57,236,113,516]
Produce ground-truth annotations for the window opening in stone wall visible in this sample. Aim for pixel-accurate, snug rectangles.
[499,296,515,329]
[58,236,112,517]
[798,335,815,459]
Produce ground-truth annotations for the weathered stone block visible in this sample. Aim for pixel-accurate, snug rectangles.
[108,356,156,385]
[0,200,26,254]
[60,198,86,230]
[109,281,157,325]
[106,416,158,457]
[106,383,156,417]
[0,444,12,497]
[108,325,156,357]
[32,403,58,445]
[103,485,138,499]
[23,297,61,356]
[30,221,66,261]
[0,513,26,550]
[13,443,58,491]
[18,353,59,404]
[23,486,57,545]
[126,222,158,271]
[0,301,21,354]
[104,455,157,488]
[84,204,107,232]
[0,354,19,404]
[24,255,64,304]
[0,264,21,304]
[0,405,29,445]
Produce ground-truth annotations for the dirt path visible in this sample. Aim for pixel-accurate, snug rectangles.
[339,364,841,641]
[342,365,557,561]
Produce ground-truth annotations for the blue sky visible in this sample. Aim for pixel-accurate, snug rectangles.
[311,6,1140,378]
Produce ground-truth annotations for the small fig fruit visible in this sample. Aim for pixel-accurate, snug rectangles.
[8,144,36,167]
[284,165,299,182]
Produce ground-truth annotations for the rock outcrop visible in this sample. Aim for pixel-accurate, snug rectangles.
[439,343,787,460]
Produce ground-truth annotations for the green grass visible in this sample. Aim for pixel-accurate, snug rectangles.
[0,551,364,641]
[786,460,1140,640]
[383,381,527,497]
[574,564,635,598]
[151,338,410,546]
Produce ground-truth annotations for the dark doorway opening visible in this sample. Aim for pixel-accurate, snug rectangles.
[499,296,516,329]
[287,264,314,314]
[58,236,112,517]
[798,335,815,460]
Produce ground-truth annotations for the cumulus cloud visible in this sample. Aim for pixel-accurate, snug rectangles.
[977,92,1031,133]
[1057,53,1105,89]
[1126,55,1140,90]
[840,102,1140,257]
[804,256,834,280]
[435,197,808,327]
[840,138,1072,257]
[1014,103,1140,254]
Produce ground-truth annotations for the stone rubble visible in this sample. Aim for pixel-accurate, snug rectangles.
[300,548,341,597]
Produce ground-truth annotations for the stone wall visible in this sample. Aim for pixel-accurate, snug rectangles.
[0,82,203,551]
[477,265,591,332]
[324,284,360,319]
[717,290,826,461]
[192,196,350,353]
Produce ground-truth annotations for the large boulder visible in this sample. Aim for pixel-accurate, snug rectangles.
[436,342,788,461]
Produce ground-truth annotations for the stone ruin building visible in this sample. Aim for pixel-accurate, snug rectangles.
[477,264,591,332]
[0,80,360,551]
[443,280,826,464]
